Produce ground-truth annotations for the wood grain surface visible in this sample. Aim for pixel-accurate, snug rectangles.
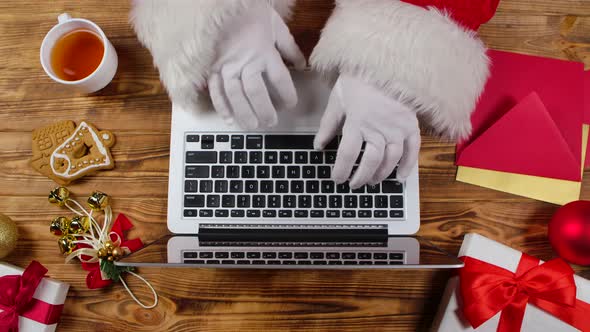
[0,1,589,331]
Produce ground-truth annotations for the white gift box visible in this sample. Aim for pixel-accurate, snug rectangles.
[432,233,590,332]
[0,262,69,332]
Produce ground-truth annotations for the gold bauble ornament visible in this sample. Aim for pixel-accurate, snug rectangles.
[48,187,70,207]
[0,213,18,259]
[107,255,114,261]
[88,191,109,211]
[57,234,76,255]
[97,248,108,259]
[111,246,123,260]
[104,240,114,249]
[50,216,69,236]
[68,216,90,234]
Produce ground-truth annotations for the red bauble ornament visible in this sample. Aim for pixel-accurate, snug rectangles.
[549,200,590,266]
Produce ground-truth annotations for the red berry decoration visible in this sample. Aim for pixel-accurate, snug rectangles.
[549,200,590,266]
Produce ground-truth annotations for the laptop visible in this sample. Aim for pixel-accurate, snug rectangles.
[117,70,463,269]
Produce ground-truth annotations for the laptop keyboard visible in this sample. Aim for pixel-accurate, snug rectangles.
[182,250,404,265]
[183,133,405,220]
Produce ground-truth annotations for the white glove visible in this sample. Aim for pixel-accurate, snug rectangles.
[208,3,306,129]
[314,74,421,189]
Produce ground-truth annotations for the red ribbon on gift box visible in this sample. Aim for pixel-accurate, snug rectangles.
[460,254,590,332]
[0,261,64,331]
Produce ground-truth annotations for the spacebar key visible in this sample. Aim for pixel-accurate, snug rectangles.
[265,135,314,149]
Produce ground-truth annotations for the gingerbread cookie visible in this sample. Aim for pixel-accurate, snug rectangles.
[31,121,115,184]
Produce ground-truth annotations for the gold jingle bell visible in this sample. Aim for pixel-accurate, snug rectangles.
[68,216,90,234]
[50,216,70,236]
[88,191,109,211]
[48,187,70,207]
[57,234,77,255]
[97,248,108,259]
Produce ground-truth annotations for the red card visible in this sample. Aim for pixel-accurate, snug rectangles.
[456,50,585,181]
[584,71,590,168]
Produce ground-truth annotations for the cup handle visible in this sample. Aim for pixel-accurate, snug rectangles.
[58,13,72,24]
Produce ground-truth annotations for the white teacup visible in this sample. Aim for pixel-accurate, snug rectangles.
[40,13,118,93]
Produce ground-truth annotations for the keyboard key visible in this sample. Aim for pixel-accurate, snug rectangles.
[230,180,243,193]
[390,196,403,208]
[298,195,312,208]
[247,252,261,259]
[261,181,274,193]
[313,261,327,265]
[186,135,199,142]
[231,210,245,217]
[358,253,371,259]
[231,252,245,258]
[342,253,356,259]
[185,180,198,193]
[360,196,373,208]
[325,138,339,150]
[252,260,266,265]
[268,195,280,208]
[295,210,308,218]
[302,166,315,178]
[325,151,337,164]
[256,166,270,178]
[367,184,380,193]
[237,195,250,208]
[329,196,342,208]
[390,210,404,218]
[306,181,319,193]
[321,181,335,193]
[242,166,255,178]
[344,196,357,208]
[359,261,373,265]
[263,210,277,218]
[265,135,314,149]
[215,180,228,193]
[383,181,403,193]
[201,135,214,149]
[327,211,340,218]
[199,252,213,258]
[295,151,308,164]
[246,135,263,149]
[279,252,293,259]
[199,180,213,193]
[283,195,296,208]
[227,166,240,178]
[183,252,198,258]
[212,166,224,178]
[310,210,324,218]
[318,166,331,179]
[235,151,248,163]
[186,151,217,164]
[184,209,198,217]
[222,195,235,207]
[326,253,340,259]
[199,209,213,217]
[263,252,276,259]
[310,252,324,259]
[265,151,278,164]
[342,210,356,218]
[313,195,327,208]
[206,195,220,207]
[276,181,289,193]
[374,253,387,260]
[297,260,311,265]
[280,151,293,163]
[231,135,244,149]
[291,181,304,193]
[374,210,388,218]
[237,260,250,265]
[389,253,404,260]
[279,210,293,218]
[249,151,262,164]
[272,166,285,178]
[253,195,265,208]
[329,261,343,265]
[287,166,300,178]
[310,152,323,164]
[184,195,205,207]
[351,186,365,194]
[375,195,388,208]
[358,210,371,218]
[294,252,309,259]
[220,151,232,164]
[186,166,209,178]
[283,260,296,265]
[215,210,229,217]
[215,252,229,259]
[206,260,220,264]
[247,210,261,218]
[389,261,404,265]
[337,183,350,193]
[216,135,229,142]
[222,260,236,264]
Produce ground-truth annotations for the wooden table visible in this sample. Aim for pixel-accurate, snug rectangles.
[1,1,589,331]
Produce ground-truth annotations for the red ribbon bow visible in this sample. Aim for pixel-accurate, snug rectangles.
[0,261,64,331]
[79,213,143,289]
[460,254,590,331]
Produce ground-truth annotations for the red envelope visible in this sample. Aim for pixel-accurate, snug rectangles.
[584,71,590,168]
[456,50,585,181]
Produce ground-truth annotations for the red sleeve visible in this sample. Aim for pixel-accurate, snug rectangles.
[401,0,500,30]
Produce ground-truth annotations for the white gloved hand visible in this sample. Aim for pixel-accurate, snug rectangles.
[314,74,421,189]
[208,3,306,129]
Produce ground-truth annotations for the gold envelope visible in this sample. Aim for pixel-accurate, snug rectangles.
[456,125,589,205]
